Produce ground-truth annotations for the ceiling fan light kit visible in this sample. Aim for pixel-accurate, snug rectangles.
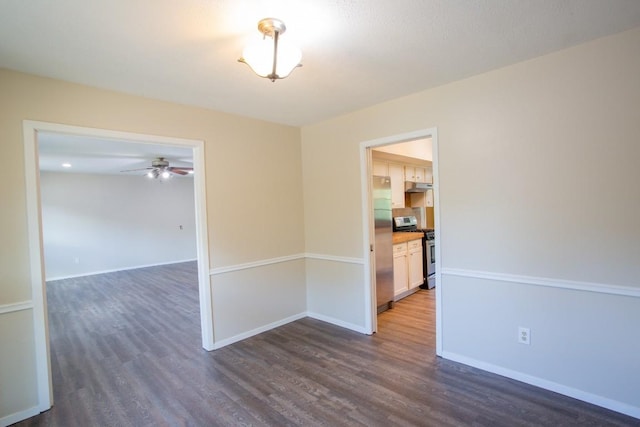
[146,170,171,179]
[120,157,193,179]
[238,17,302,82]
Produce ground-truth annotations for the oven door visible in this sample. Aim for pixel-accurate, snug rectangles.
[426,239,435,277]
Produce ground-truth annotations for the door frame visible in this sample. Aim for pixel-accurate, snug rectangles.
[359,127,442,355]
[23,120,213,411]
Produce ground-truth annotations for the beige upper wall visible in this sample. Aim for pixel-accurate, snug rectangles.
[0,69,305,303]
[301,27,640,288]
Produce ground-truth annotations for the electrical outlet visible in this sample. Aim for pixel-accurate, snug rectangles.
[518,327,531,345]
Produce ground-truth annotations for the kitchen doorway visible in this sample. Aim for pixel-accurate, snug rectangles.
[359,128,442,356]
[23,121,212,412]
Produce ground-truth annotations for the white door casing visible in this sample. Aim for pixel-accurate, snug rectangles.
[358,128,442,355]
[22,120,213,412]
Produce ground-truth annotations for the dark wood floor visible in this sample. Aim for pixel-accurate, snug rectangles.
[15,262,637,426]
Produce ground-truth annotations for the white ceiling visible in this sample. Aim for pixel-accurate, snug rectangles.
[38,133,193,175]
[2,1,640,127]
[4,1,640,174]
[374,138,433,162]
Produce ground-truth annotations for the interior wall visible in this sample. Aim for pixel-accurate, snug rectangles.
[0,69,305,423]
[301,28,640,416]
[41,172,196,280]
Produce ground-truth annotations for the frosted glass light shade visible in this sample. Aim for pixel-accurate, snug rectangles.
[241,35,302,79]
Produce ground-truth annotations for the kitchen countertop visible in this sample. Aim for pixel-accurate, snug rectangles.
[392,232,423,245]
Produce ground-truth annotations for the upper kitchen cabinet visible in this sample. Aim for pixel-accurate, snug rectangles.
[372,148,433,209]
[372,160,388,177]
[371,158,405,208]
[424,167,433,184]
[405,166,429,183]
[406,166,433,184]
[388,163,405,208]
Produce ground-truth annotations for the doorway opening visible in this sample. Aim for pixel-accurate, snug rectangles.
[23,121,212,413]
[359,128,442,356]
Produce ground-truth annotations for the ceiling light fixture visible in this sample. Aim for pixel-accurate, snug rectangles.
[62,163,72,168]
[238,18,302,82]
[148,169,171,179]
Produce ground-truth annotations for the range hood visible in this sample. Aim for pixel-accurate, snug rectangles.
[405,181,433,193]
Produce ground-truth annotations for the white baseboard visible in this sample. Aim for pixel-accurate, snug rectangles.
[46,258,197,281]
[0,405,41,427]
[211,311,371,350]
[306,311,369,334]
[212,312,307,350]
[442,351,640,420]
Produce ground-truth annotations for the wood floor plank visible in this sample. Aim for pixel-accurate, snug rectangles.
[13,261,638,426]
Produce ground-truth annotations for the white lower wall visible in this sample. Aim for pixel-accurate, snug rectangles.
[440,272,640,417]
[210,258,307,345]
[305,258,366,332]
[0,309,37,423]
[40,172,197,280]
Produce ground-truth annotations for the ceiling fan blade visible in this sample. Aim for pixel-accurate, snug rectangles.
[168,167,193,175]
[169,169,189,175]
[120,167,154,173]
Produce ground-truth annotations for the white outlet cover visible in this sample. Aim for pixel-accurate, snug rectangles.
[518,327,531,345]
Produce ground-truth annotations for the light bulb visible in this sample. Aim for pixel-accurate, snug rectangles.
[161,171,170,179]
[242,36,301,79]
[240,18,302,81]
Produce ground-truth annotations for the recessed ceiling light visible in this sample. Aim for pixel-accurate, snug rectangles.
[62,163,72,168]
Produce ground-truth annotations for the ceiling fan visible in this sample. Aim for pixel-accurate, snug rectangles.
[121,157,193,178]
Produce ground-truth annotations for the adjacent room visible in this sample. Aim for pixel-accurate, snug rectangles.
[39,133,198,281]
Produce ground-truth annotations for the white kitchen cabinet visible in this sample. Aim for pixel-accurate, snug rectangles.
[425,167,433,184]
[372,159,431,208]
[388,163,405,208]
[408,240,424,288]
[372,160,388,177]
[425,189,434,207]
[393,238,423,298]
[393,243,408,295]
[405,166,428,183]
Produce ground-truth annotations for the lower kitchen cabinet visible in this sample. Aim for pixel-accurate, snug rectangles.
[393,239,423,299]
[408,240,423,288]
[393,243,408,296]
